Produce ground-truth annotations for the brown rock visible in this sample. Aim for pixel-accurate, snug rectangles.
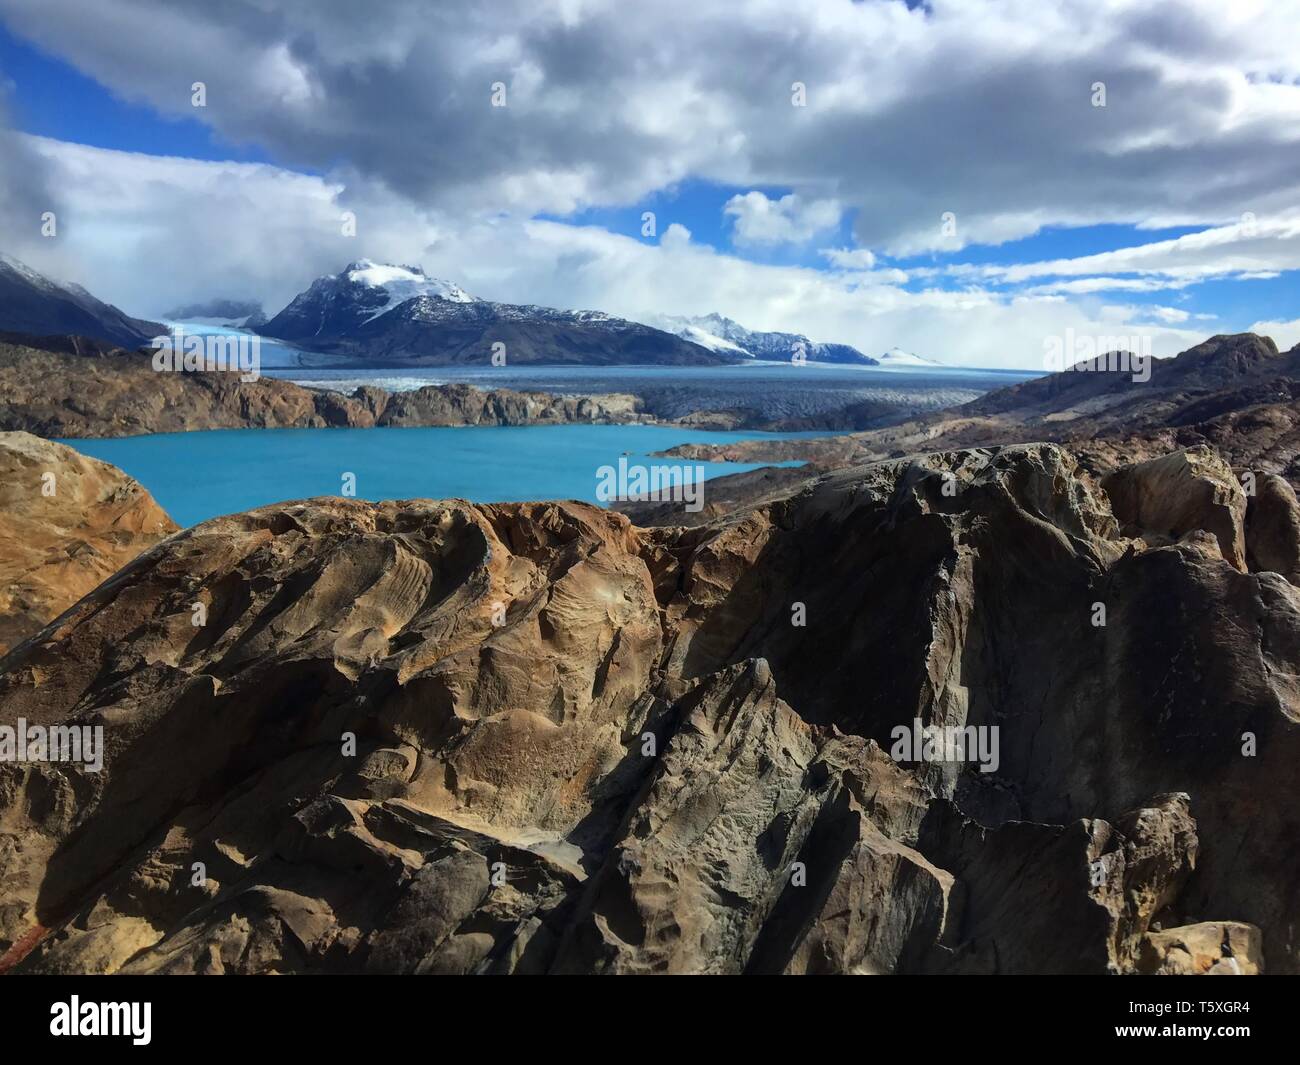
[0,431,177,655]
[1101,447,1247,570]
[1246,473,1300,585]
[1137,921,1263,975]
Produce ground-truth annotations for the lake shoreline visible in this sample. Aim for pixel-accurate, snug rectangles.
[56,424,817,528]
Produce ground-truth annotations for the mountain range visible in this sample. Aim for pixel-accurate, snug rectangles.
[651,311,883,364]
[875,347,943,367]
[638,332,1300,524]
[0,254,917,369]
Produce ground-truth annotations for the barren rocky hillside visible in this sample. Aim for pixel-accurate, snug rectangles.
[654,335,1300,495]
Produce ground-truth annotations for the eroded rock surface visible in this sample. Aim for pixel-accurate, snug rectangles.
[1,442,1295,975]
[0,432,177,656]
[1101,446,1247,571]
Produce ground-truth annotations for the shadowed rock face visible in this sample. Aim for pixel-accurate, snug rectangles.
[1246,474,1300,586]
[0,432,177,656]
[0,442,1295,975]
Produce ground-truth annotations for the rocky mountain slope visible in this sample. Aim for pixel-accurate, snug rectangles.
[965,333,1296,426]
[652,312,877,365]
[0,254,164,350]
[262,262,733,367]
[0,340,653,437]
[0,433,176,656]
[1,439,1295,974]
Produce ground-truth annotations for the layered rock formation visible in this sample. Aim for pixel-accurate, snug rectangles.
[0,433,177,656]
[1,440,1295,974]
[0,342,649,437]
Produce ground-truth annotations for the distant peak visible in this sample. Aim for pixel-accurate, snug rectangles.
[337,260,477,307]
[876,347,942,366]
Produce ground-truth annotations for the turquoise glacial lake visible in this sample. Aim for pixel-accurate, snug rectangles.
[61,425,816,528]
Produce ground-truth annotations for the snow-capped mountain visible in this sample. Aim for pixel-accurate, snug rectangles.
[652,312,877,365]
[262,262,732,367]
[261,260,476,341]
[0,253,164,349]
[875,347,943,367]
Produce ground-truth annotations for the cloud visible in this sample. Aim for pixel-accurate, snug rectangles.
[0,90,63,246]
[1,1,1294,369]
[1249,316,1300,350]
[1021,277,1204,295]
[660,222,693,250]
[6,135,1231,371]
[964,213,1300,285]
[11,136,353,314]
[2,0,1299,253]
[723,191,843,246]
[820,247,877,270]
[1146,306,1191,323]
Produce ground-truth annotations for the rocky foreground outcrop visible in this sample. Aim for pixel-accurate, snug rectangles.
[1,442,1297,974]
[0,433,176,656]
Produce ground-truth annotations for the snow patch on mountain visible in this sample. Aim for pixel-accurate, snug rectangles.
[0,252,63,292]
[346,260,477,321]
[875,347,943,366]
[677,324,750,355]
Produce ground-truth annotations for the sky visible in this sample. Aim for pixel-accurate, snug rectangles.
[0,0,1298,368]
